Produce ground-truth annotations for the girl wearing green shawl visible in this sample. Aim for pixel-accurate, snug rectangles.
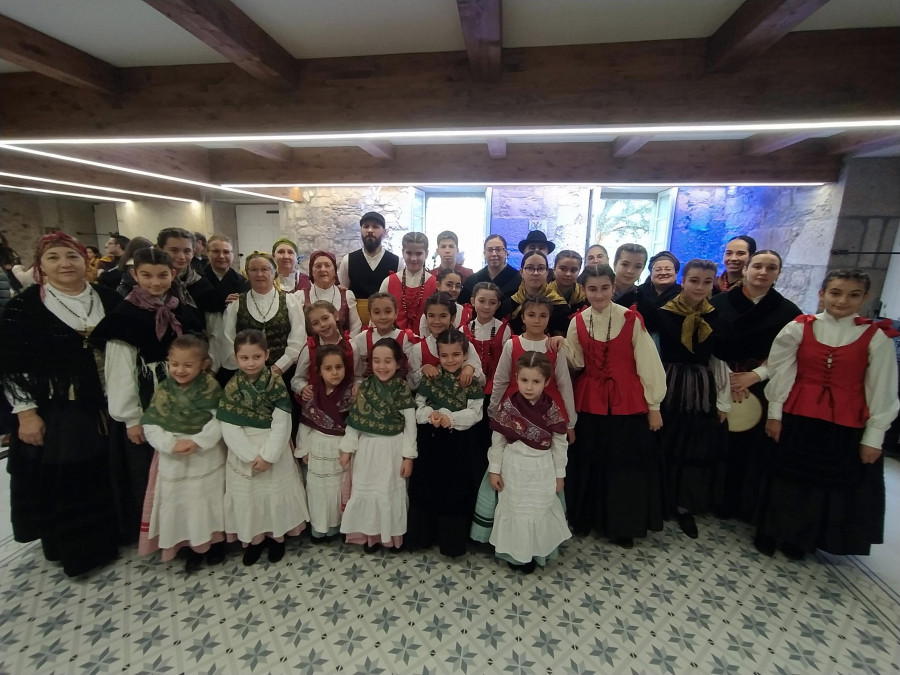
[218,330,310,566]
[139,336,227,572]
[338,337,417,552]
[407,329,484,557]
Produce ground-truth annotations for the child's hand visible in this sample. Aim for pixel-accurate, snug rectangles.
[173,439,198,455]
[765,419,781,443]
[556,477,564,493]
[252,456,272,473]
[717,410,728,424]
[351,383,360,399]
[339,452,351,469]
[270,365,283,377]
[422,364,440,378]
[859,444,882,464]
[300,384,314,402]
[647,410,662,431]
[547,336,565,353]
[400,458,414,478]
[301,454,310,464]
[225,293,240,305]
[429,411,443,427]
[489,472,504,491]
[16,410,45,446]
[127,424,146,444]
[458,364,475,387]
[566,428,576,444]
[439,414,453,429]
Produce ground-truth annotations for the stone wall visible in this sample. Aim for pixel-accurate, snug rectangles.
[0,191,95,263]
[281,186,413,264]
[669,185,843,313]
[489,186,591,269]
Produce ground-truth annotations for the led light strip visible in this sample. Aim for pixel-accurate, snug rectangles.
[0,183,131,202]
[0,145,294,203]
[222,182,827,188]
[0,171,197,203]
[1,119,898,145]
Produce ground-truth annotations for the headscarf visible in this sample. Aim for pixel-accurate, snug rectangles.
[308,249,337,278]
[271,238,298,256]
[245,251,277,274]
[125,286,184,340]
[301,373,354,436]
[662,292,715,353]
[32,231,88,285]
[490,392,567,450]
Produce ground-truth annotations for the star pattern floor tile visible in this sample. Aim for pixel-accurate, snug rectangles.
[1,516,898,675]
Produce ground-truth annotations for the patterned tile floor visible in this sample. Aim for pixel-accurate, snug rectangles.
[1,510,899,675]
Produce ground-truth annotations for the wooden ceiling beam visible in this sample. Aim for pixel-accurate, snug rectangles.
[457,0,502,81]
[707,0,832,72]
[141,0,297,87]
[828,131,900,156]
[486,137,507,159]
[236,143,293,162]
[743,132,817,155]
[611,135,652,158]
[53,145,213,183]
[357,141,395,160]
[0,14,119,95]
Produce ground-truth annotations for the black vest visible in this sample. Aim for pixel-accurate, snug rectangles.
[347,248,398,300]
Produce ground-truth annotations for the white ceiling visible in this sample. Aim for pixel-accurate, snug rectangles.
[0,0,897,73]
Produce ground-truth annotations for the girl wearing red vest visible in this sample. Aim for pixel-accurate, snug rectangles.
[349,292,416,383]
[756,270,899,560]
[417,268,471,334]
[407,292,484,392]
[380,232,437,336]
[564,264,667,548]
[489,295,576,439]
[291,301,354,402]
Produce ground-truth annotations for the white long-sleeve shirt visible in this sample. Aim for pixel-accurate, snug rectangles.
[564,304,667,411]
[487,430,568,478]
[105,341,162,428]
[144,415,223,456]
[414,392,484,431]
[339,409,418,459]
[220,408,292,464]
[489,337,577,429]
[765,311,899,448]
[219,288,307,372]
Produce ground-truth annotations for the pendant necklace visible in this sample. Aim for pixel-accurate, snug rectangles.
[251,289,278,336]
[401,269,426,325]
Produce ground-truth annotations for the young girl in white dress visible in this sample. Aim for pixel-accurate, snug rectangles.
[339,337,417,552]
[488,351,571,574]
[296,345,353,541]
[218,329,309,565]
[140,335,226,572]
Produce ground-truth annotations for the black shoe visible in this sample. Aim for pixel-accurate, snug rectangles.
[611,536,634,549]
[572,526,591,538]
[242,542,266,566]
[363,542,381,554]
[184,549,204,573]
[676,513,699,539]
[780,543,806,561]
[267,539,286,563]
[205,542,226,566]
[753,534,776,557]
[507,560,537,574]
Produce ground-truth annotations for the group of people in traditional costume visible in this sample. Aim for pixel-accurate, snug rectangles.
[1,215,896,578]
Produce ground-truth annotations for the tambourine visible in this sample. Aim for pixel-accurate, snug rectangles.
[727,392,763,433]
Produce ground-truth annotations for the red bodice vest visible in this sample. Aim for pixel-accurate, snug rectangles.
[303,286,351,334]
[306,333,354,387]
[457,303,473,326]
[364,328,414,379]
[502,336,568,422]
[462,318,508,394]
[387,272,437,335]
[574,310,648,415]
[419,338,440,368]
[783,317,876,428]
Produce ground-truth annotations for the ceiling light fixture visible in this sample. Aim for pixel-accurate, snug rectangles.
[222,181,828,188]
[0,171,197,203]
[0,183,131,202]
[1,119,898,146]
[0,145,294,203]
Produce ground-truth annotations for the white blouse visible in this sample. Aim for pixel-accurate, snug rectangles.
[466,316,512,343]
[414,392,484,431]
[764,311,899,448]
[418,302,465,335]
[564,304,667,411]
[220,408,292,464]
[489,337,577,429]
[302,284,362,337]
[219,288,307,372]
[378,268,425,294]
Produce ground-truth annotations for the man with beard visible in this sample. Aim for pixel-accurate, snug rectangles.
[337,212,401,325]
[459,234,522,318]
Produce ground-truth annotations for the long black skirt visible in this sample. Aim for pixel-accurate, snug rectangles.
[407,424,479,557]
[107,420,154,544]
[8,401,118,576]
[566,412,664,539]
[717,380,773,522]
[756,414,885,555]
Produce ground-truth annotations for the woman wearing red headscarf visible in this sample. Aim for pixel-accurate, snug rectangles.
[0,232,123,576]
[299,250,362,337]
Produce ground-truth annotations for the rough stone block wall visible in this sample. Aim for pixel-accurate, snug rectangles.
[281,186,413,268]
[0,192,95,264]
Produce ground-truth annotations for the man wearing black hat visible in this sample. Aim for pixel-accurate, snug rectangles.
[459,234,522,317]
[337,211,401,324]
[518,230,555,257]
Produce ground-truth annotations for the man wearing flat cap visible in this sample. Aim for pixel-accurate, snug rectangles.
[518,230,556,257]
[337,211,401,324]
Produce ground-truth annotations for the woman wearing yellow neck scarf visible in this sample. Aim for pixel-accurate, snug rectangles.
[509,251,569,336]
[656,259,732,541]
